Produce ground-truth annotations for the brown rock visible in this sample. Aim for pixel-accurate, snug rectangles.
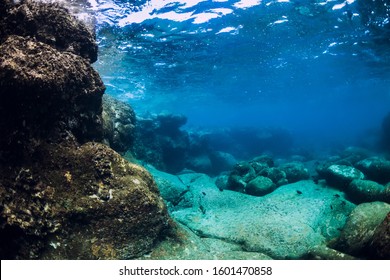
[0,142,171,259]
[1,0,97,62]
[368,212,390,259]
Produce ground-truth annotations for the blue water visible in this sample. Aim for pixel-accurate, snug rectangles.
[89,0,390,152]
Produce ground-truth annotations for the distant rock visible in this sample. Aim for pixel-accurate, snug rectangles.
[246,176,276,196]
[348,179,390,204]
[335,202,390,258]
[102,94,136,153]
[259,167,287,186]
[322,165,365,188]
[279,162,310,183]
[355,157,390,184]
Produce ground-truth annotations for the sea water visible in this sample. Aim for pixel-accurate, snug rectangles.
[90,0,390,156]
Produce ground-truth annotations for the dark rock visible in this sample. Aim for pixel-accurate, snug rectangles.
[279,162,310,183]
[226,162,256,192]
[102,94,136,153]
[368,211,390,259]
[133,114,190,173]
[259,167,287,185]
[335,202,390,258]
[322,165,365,188]
[355,157,390,184]
[1,0,97,62]
[251,155,274,167]
[0,35,104,153]
[155,113,187,137]
[348,179,389,204]
[246,176,276,196]
[227,175,246,192]
[0,143,171,259]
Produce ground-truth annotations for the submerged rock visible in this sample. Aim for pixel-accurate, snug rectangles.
[0,0,97,62]
[0,143,171,259]
[246,176,276,196]
[335,202,390,258]
[348,179,390,204]
[0,35,104,150]
[0,0,172,260]
[355,157,390,184]
[322,165,365,188]
[102,94,136,153]
[279,162,310,183]
[170,179,354,259]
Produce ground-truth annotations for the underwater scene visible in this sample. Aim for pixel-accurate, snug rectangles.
[0,0,390,259]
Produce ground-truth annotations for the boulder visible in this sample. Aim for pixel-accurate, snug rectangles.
[1,0,97,62]
[0,1,172,260]
[322,165,365,188]
[348,179,390,204]
[172,179,355,259]
[335,202,390,257]
[259,167,287,186]
[355,157,390,184]
[279,162,310,183]
[0,143,171,259]
[0,35,104,151]
[246,176,276,196]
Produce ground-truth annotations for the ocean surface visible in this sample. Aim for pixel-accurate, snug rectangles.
[84,0,389,154]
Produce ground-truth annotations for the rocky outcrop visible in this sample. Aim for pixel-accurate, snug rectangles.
[0,0,97,62]
[0,35,104,153]
[0,143,170,259]
[0,0,171,259]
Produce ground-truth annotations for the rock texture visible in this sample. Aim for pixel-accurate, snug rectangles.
[0,0,171,259]
[334,202,390,258]
[102,94,136,153]
[0,0,98,62]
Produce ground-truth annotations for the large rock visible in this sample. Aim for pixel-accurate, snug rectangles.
[0,1,172,260]
[0,0,97,62]
[348,179,390,204]
[246,176,276,196]
[0,35,104,150]
[355,157,390,184]
[0,143,171,259]
[162,174,355,259]
[322,165,365,188]
[335,202,390,258]
[279,162,310,183]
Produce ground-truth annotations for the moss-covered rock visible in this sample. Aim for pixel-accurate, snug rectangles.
[246,176,276,196]
[0,142,171,259]
[334,202,390,258]
[0,0,97,62]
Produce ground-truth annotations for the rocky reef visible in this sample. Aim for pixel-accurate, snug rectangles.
[0,0,171,259]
